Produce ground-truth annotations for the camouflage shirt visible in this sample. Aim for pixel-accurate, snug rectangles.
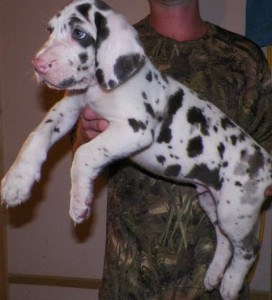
[99,19,272,300]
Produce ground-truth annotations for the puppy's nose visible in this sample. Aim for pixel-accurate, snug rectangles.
[32,57,54,74]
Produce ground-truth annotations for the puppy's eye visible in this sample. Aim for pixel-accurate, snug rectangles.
[73,28,87,40]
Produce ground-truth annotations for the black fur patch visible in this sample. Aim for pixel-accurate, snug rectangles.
[113,54,144,83]
[221,117,235,130]
[187,136,203,158]
[157,124,172,144]
[168,89,184,114]
[95,0,111,10]
[79,52,88,64]
[187,164,222,190]
[145,71,153,82]
[222,161,228,167]
[187,106,209,135]
[96,68,105,86]
[247,149,265,176]
[95,12,110,49]
[144,103,155,118]
[241,228,260,260]
[59,77,77,88]
[76,3,92,20]
[161,73,169,84]
[156,155,166,165]
[77,34,95,48]
[230,135,237,146]
[128,118,146,132]
[142,92,147,100]
[217,142,225,159]
[164,164,181,177]
[157,89,184,144]
[69,16,83,27]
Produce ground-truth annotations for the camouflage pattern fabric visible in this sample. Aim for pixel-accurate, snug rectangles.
[99,19,272,300]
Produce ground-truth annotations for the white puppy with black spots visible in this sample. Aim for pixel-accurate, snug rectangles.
[1,1,271,299]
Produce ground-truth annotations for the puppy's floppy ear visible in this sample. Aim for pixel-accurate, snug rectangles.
[94,11,145,90]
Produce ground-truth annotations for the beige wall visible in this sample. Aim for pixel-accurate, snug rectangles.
[0,0,270,299]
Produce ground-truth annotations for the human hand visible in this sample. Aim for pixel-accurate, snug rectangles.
[80,107,109,140]
[72,107,109,151]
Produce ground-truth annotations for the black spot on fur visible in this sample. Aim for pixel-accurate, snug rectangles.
[157,155,166,165]
[157,89,184,144]
[241,149,247,159]
[45,119,53,123]
[217,142,225,159]
[128,118,146,132]
[221,117,235,130]
[187,164,222,190]
[59,77,77,88]
[157,124,172,144]
[142,92,148,100]
[187,136,203,158]
[247,148,265,176]
[187,107,209,135]
[79,52,88,64]
[96,68,105,86]
[95,12,110,49]
[113,54,144,83]
[161,73,169,84]
[76,3,92,20]
[145,71,153,82]
[230,135,237,146]
[235,181,242,186]
[69,16,83,28]
[238,133,246,142]
[164,164,181,177]
[95,0,111,10]
[78,34,95,48]
[222,161,228,167]
[54,127,60,133]
[144,103,155,118]
[241,227,260,260]
[168,89,184,114]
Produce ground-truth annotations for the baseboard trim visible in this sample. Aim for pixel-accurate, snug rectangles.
[8,273,101,290]
[8,274,270,299]
[250,290,269,300]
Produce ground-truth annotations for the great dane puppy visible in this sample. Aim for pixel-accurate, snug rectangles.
[1,1,271,299]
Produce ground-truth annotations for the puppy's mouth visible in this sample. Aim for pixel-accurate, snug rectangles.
[45,77,78,89]
[42,76,96,90]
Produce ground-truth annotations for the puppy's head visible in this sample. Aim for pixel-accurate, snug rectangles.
[33,0,145,91]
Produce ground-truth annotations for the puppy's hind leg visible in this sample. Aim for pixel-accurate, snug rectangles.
[216,193,261,300]
[198,189,233,292]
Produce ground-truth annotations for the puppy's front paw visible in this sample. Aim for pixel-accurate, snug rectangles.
[69,184,93,224]
[1,164,40,207]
